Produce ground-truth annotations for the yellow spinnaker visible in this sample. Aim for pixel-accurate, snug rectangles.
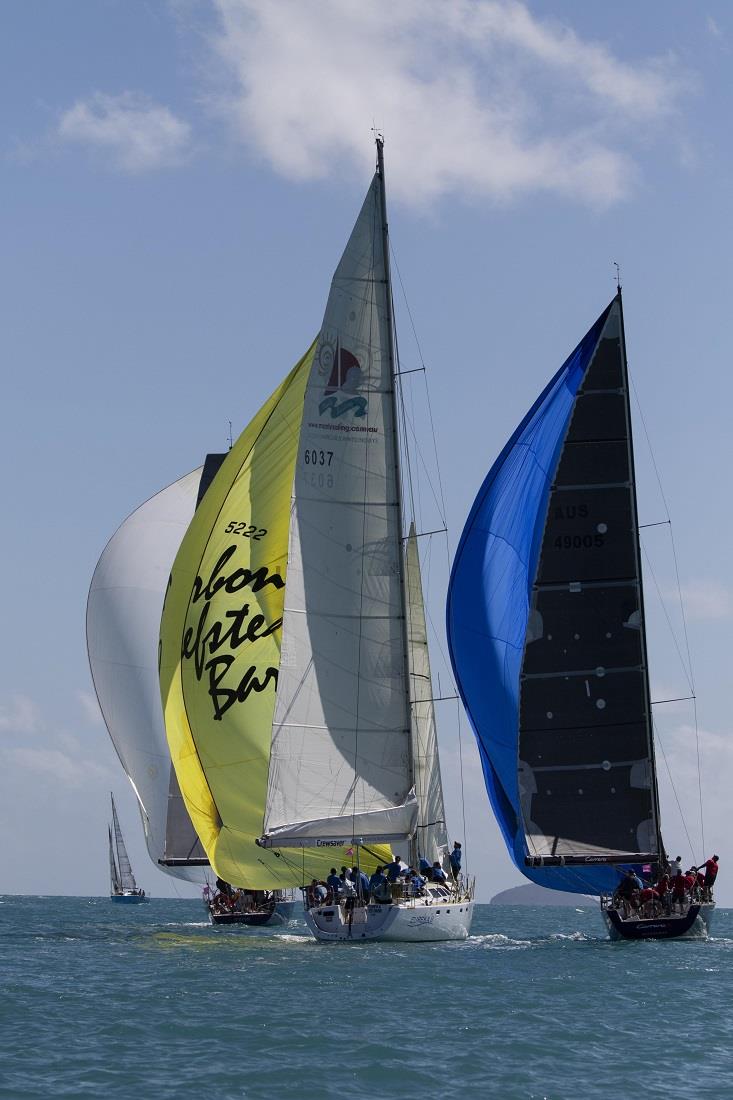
[159,344,391,887]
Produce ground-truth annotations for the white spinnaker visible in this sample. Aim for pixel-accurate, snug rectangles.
[405,527,449,867]
[263,174,416,846]
[87,470,207,883]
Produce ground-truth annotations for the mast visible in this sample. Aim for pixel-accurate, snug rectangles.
[616,288,664,863]
[375,137,417,868]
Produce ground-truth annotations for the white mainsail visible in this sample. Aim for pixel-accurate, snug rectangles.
[262,173,417,848]
[87,470,207,882]
[111,794,137,893]
[406,525,449,867]
[108,825,121,895]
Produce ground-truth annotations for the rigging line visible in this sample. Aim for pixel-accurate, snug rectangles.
[390,239,450,529]
[652,695,696,706]
[394,306,418,523]
[639,520,671,530]
[424,375,450,539]
[392,236,465,862]
[455,697,469,873]
[640,539,694,696]
[401,526,447,541]
[397,402,447,526]
[630,375,696,692]
[390,265,420,818]
[693,693,705,857]
[653,716,697,863]
[390,243,427,371]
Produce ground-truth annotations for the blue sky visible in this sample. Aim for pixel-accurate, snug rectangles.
[2,1,731,903]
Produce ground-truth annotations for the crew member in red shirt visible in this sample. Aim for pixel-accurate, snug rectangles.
[671,869,687,913]
[638,886,659,916]
[655,873,671,913]
[697,855,719,900]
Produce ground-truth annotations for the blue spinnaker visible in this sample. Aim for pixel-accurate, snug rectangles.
[447,302,644,895]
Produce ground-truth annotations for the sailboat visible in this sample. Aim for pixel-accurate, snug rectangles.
[158,138,475,942]
[447,291,714,941]
[87,438,297,924]
[109,793,148,902]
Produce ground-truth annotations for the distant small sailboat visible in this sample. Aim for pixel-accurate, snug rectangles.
[447,290,715,941]
[109,794,148,903]
[158,138,474,942]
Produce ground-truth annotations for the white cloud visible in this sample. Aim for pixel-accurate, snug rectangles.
[77,690,104,726]
[0,695,44,737]
[57,92,191,173]
[0,693,111,788]
[653,719,727,866]
[677,579,732,621]
[206,0,686,207]
[4,746,110,788]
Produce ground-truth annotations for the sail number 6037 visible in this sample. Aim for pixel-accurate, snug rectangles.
[304,449,333,466]
[224,521,268,539]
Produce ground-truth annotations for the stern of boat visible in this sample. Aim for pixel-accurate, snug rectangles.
[600,895,714,941]
[304,882,474,943]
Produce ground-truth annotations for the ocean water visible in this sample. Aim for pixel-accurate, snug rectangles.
[1,897,731,1100]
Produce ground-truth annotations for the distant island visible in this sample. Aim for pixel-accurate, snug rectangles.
[490,883,596,906]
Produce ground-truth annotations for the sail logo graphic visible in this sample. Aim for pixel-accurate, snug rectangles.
[317,336,367,419]
[181,546,285,721]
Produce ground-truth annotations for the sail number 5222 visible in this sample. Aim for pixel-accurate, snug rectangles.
[224,521,267,539]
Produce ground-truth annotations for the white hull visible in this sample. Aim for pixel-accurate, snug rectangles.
[305,896,474,943]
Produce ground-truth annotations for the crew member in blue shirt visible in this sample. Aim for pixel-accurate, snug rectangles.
[369,866,391,903]
[386,856,403,882]
[409,869,426,896]
[418,856,432,875]
[449,841,462,880]
[326,867,342,902]
[431,861,448,884]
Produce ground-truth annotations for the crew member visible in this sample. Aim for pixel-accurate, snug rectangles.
[326,867,342,902]
[697,855,719,900]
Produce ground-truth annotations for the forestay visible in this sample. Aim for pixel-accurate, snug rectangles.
[448,296,660,895]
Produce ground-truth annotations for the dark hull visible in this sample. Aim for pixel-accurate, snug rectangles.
[208,905,278,927]
[603,903,714,941]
